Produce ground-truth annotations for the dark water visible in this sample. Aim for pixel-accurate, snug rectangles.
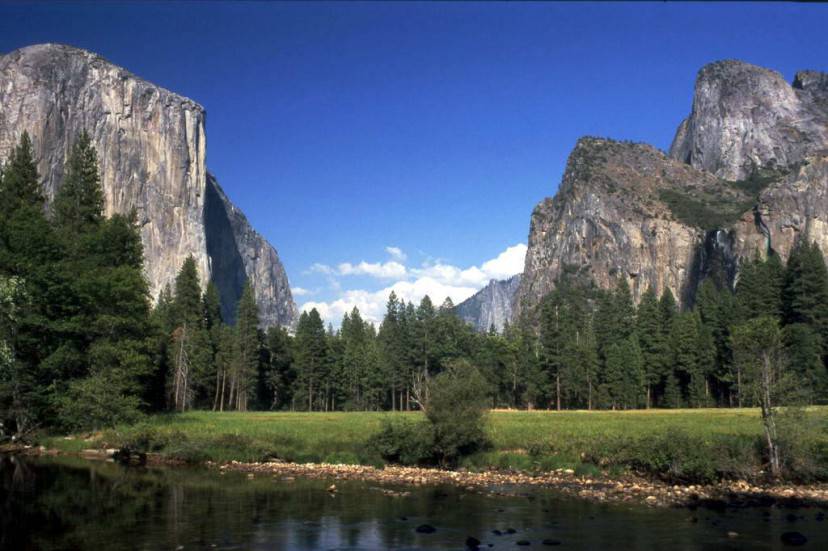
[2,455,827,550]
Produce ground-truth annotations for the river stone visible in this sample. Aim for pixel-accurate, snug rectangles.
[465,536,481,549]
[415,524,436,534]
[780,531,808,546]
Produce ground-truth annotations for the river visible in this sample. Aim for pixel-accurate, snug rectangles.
[1,454,825,550]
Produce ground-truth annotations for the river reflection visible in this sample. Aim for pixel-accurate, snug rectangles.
[1,454,827,550]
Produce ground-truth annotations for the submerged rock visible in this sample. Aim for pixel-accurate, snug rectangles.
[415,524,436,534]
[780,531,808,546]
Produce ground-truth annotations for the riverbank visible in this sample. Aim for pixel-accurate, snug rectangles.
[19,407,828,508]
[8,443,828,509]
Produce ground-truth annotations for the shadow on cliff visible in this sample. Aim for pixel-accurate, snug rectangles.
[204,173,247,325]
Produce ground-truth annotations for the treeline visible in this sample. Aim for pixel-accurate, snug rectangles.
[536,252,828,410]
[3,132,828,437]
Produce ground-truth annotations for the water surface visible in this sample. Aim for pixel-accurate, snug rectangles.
[1,455,826,550]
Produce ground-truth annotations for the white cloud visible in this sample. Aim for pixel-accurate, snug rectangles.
[385,246,407,261]
[308,263,334,275]
[337,260,407,279]
[291,287,312,297]
[301,243,527,326]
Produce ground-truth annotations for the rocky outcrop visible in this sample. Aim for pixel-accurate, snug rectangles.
[455,274,521,332]
[0,44,296,327]
[731,153,828,263]
[518,60,828,320]
[669,60,828,181]
[516,138,730,315]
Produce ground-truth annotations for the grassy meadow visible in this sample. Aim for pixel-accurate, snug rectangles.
[43,407,828,479]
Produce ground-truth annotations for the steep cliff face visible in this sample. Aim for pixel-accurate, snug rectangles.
[205,174,297,327]
[455,274,521,332]
[0,44,296,327]
[516,138,736,315]
[518,61,828,321]
[731,153,828,263]
[669,60,828,181]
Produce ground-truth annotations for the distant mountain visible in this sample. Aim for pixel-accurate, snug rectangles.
[516,60,828,318]
[0,44,297,326]
[455,274,521,332]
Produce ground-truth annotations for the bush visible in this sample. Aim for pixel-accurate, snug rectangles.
[165,440,211,463]
[368,361,492,468]
[775,409,828,482]
[426,360,491,466]
[581,430,762,484]
[56,373,145,432]
[367,418,436,466]
[120,424,178,452]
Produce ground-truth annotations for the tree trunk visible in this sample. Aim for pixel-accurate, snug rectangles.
[553,373,559,411]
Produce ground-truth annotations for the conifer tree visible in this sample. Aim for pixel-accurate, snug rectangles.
[783,241,828,355]
[636,287,665,408]
[294,308,327,411]
[232,282,260,411]
[53,131,104,235]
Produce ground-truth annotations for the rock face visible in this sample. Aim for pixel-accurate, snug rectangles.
[516,138,721,315]
[518,60,828,320]
[0,44,296,327]
[205,174,297,326]
[669,60,828,181]
[455,274,521,332]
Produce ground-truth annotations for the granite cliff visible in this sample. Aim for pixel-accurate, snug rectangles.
[0,44,296,327]
[455,274,521,332]
[516,60,828,319]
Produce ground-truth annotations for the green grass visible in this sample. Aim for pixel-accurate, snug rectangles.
[40,407,828,479]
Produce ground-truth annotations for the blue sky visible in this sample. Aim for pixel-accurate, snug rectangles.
[2,2,827,323]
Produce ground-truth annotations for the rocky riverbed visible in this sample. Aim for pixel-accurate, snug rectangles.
[213,458,828,509]
[7,443,828,510]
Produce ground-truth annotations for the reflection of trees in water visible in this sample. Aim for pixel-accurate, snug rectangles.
[1,456,804,550]
[0,459,544,550]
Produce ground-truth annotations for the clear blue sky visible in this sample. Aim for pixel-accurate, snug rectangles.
[2,2,826,323]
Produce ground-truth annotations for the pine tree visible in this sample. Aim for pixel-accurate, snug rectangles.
[782,323,825,402]
[294,308,327,411]
[783,241,828,356]
[668,312,700,408]
[53,131,104,235]
[169,256,203,411]
[636,287,665,408]
[232,282,260,411]
[0,132,42,216]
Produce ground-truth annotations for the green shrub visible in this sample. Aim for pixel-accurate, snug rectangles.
[120,424,176,452]
[367,418,436,466]
[165,440,211,464]
[426,360,491,466]
[574,462,602,478]
[56,373,145,432]
[775,409,828,482]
